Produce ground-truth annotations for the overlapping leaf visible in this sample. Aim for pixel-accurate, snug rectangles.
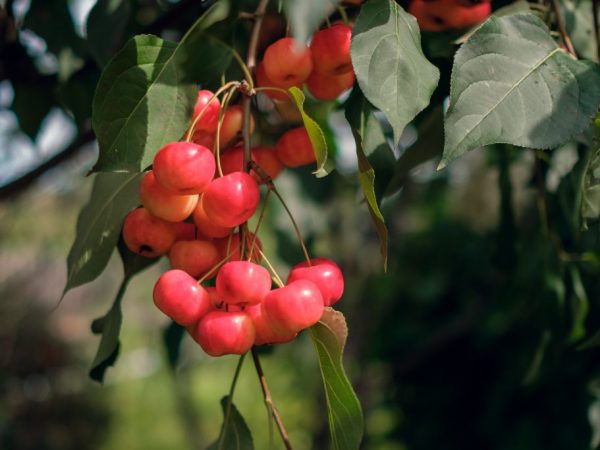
[87,0,131,67]
[283,0,341,44]
[441,13,600,168]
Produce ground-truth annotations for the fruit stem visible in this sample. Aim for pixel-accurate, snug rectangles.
[336,5,349,25]
[269,186,312,265]
[256,247,284,288]
[185,81,239,143]
[218,353,246,450]
[214,88,236,177]
[248,188,272,258]
[547,0,577,57]
[254,86,293,101]
[251,348,293,450]
[196,249,237,284]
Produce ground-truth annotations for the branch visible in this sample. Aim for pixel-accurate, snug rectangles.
[594,0,600,63]
[548,0,577,57]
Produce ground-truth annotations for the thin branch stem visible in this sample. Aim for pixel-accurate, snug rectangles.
[185,82,239,142]
[548,0,577,57]
[218,354,246,450]
[251,348,293,450]
[256,247,284,288]
[593,0,600,62]
[214,88,236,177]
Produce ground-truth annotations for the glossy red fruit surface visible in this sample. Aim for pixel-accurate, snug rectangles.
[153,269,211,326]
[220,145,283,183]
[139,171,198,222]
[275,127,315,168]
[219,105,255,148]
[191,311,255,356]
[306,70,355,101]
[216,261,272,306]
[122,207,176,257]
[256,61,299,101]
[262,280,324,334]
[168,239,220,278]
[152,141,215,195]
[247,304,296,346]
[287,258,344,307]
[263,37,313,85]
[192,198,232,238]
[191,89,221,134]
[202,172,260,228]
[310,24,353,76]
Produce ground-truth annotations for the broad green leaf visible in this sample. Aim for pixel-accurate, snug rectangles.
[206,396,254,450]
[561,0,598,62]
[283,0,341,44]
[12,81,55,139]
[63,172,142,296]
[288,87,332,177]
[92,0,232,172]
[441,13,600,168]
[351,0,440,145]
[89,277,128,382]
[345,89,390,269]
[86,0,131,67]
[310,308,364,450]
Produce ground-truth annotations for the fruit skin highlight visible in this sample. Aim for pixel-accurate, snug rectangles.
[191,311,256,356]
[139,171,198,222]
[202,172,260,228]
[287,258,345,307]
[216,261,272,306]
[153,269,211,326]
[310,24,353,76]
[263,37,313,85]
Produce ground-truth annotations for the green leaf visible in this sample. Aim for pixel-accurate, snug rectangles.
[440,13,600,168]
[351,0,439,145]
[117,237,160,279]
[11,81,55,139]
[568,265,589,343]
[560,0,598,62]
[89,278,128,382]
[310,308,364,450]
[288,87,332,177]
[283,0,341,44]
[92,0,232,172]
[582,120,600,222]
[86,0,132,67]
[162,321,186,371]
[206,396,254,450]
[63,172,143,296]
[345,88,390,269]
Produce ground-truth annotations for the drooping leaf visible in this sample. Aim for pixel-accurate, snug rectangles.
[162,321,186,371]
[345,88,391,269]
[11,81,56,139]
[440,13,600,168]
[92,1,232,172]
[288,86,332,177]
[206,396,254,450]
[89,278,128,382]
[560,0,598,62]
[282,0,341,44]
[310,308,364,450]
[63,172,143,296]
[86,0,132,67]
[351,0,440,145]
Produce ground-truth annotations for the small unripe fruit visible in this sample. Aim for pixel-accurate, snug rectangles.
[263,38,313,85]
[169,239,220,278]
[219,105,255,148]
[122,208,176,257]
[287,258,344,306]
[220,145,283,183]
[256,61,299,102]
[191,311,256,356]
[153,270,211,326]
[262,280,324,334]
[202,172,260,228]
[139,171,198,222]
[306,70,355,101]
[152,142,215,195]
[216,261,272,306]
[247,304,296,346]
[192,198,232,238]
[275,127,315,168]
[310,24,353,76]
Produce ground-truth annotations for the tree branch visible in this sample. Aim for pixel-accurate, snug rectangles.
[548,0,577,57]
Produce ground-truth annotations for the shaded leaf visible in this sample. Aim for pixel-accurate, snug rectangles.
[117,237,160,278]
[561,0,598,62]
[351,0,439,145]
[288,87,332,177]
[582,121,600,222]
[310,308,364,450]
[11,81,55,139]
[441,13,600,168]
[87,0,132,67]
[206,396,254,450]
[283,0,341,44]
[568,265,589,343]
[92,1,232,172]
[162,321,186,371]
[63,172,143,296]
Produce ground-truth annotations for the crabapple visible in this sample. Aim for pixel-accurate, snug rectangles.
[202,172,260,228]
[263,37,313,85]
[220,145,283,183]
[275,127,315,168]
[153,270,211,326]
[306,70,355,101]
[262,280,324,334]
[139,171,198,222]
[216,261,272,306]
[214,231,262,262]
[122,207,176,257]
[190,89,221,134]
[246,304,296,346]
[190,130,215,150]
[191,311,256,356]
[152,141,215,195]
[219,105,255,148]
[287,258,344,307]
[192,198,232,238]
[256,61,299,101]
[168,239,220,278]
[174,222,198,242]
[310,24,353,76]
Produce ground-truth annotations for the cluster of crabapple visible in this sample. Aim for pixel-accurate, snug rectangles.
[409,0,491,32]
[119,19,358,356]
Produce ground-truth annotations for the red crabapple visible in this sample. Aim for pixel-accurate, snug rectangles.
[190,89,221,134]
[219,105,255,148]
[122,208,176,257]
[310,24,353,76]
[275,127,315,168]
[256,61,299,101]
[287,258,344,306]
[152,142,215,195]
[168,239,220,278]
[190,130,215,150]
[219,145,283,183]
[192,198,232,238]
[214,231,262,262]
[190,310,256,356]
[246,304,296,346]
[306,70,355,101]
[153,270,211,326]
[174,222,197,242]
[202,172,260,228]
[263,37,313,85]
[139,171,198,222]
[216,261,272,306]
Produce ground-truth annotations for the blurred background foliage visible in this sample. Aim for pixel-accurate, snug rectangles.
[2,0,600,449]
